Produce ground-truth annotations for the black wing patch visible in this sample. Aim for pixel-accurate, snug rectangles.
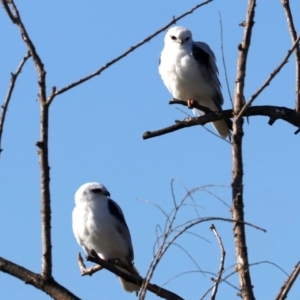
[191,44,212,74]
[108,199,129,230]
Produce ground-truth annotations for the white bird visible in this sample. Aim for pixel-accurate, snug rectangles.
[72,182,140,293]
[159,26,231,138]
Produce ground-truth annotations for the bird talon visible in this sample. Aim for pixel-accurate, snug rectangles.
[187,99,194,108]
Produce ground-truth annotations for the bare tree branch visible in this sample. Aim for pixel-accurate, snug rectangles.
[46,0,213,104]
[236,35,300,121]
[143,102,300,140]
[139,180,264,300]
[0,51,31,156]
[210,224,226,300]
[2,0,52,280]
[281,0,300,112]
[232,0,256,299]
[86,250,184,300]
[36,103,52,280]
[275,261,300,300]
[0,256,80,300]
[1,0,47,103]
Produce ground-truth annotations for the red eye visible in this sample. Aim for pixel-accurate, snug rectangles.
[171,35,177,40]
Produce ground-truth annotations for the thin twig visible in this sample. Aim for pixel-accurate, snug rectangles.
[219,12,233,108]
[201,260,289,300]
[46,0,213,104]
[275,261,300,300]
[141,180,264,300]
[210,224,226,300]
[281,0,300,112]
[164,270,239,293]
[86,250,184,300]
[236,35,300,121]
[0,51,31,155]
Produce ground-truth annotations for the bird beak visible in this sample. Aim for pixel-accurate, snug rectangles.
[104,191,110,197]
[178,39,183,45]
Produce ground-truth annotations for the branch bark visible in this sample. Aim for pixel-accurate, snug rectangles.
[275,261,300,300]
[143,103,300,140]
[232,0,256,299]
[0,256,80,300]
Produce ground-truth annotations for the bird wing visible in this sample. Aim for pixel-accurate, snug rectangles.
[192,41,224,108]
[107,199,134,262]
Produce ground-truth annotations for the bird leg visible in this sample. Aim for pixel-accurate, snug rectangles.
[187,99,194,108]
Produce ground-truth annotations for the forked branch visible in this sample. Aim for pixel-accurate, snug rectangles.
[0,256,80,300]
[46,0,213,104]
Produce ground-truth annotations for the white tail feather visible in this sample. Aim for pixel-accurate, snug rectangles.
[116,264,140,293]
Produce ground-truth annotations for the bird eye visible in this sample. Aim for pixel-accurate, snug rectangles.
[91,188,102,194]
[171,35,177,40]
[185,37,190,41]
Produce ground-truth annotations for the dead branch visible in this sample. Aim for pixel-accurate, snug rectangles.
[0,51,31,155]
[210,224,226,300]
[281,0,300,112]
[232,0,256,299]
[1,0,47,103]
[275,261,300,300]
[2,0,52,280]
[46,0,213,104]
[236,35,300,121]
[0,256,80,300]
[143,103,300,140]
[86,250,184,300]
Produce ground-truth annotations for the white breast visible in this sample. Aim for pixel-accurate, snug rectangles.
[159,45,216,102]
[72,201,129,260]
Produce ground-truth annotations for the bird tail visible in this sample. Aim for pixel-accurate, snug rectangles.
[193,102,231,139]
[211,119,231,138]
[116,263,140,293]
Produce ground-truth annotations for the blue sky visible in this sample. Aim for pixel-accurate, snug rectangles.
[1,1,300,299]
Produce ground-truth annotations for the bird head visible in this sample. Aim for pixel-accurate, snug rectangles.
[75,182,110,204]
[164,26,193,47]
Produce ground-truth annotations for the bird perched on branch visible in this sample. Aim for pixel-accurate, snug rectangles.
[159,26,231,138]
[72,182,140,293]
